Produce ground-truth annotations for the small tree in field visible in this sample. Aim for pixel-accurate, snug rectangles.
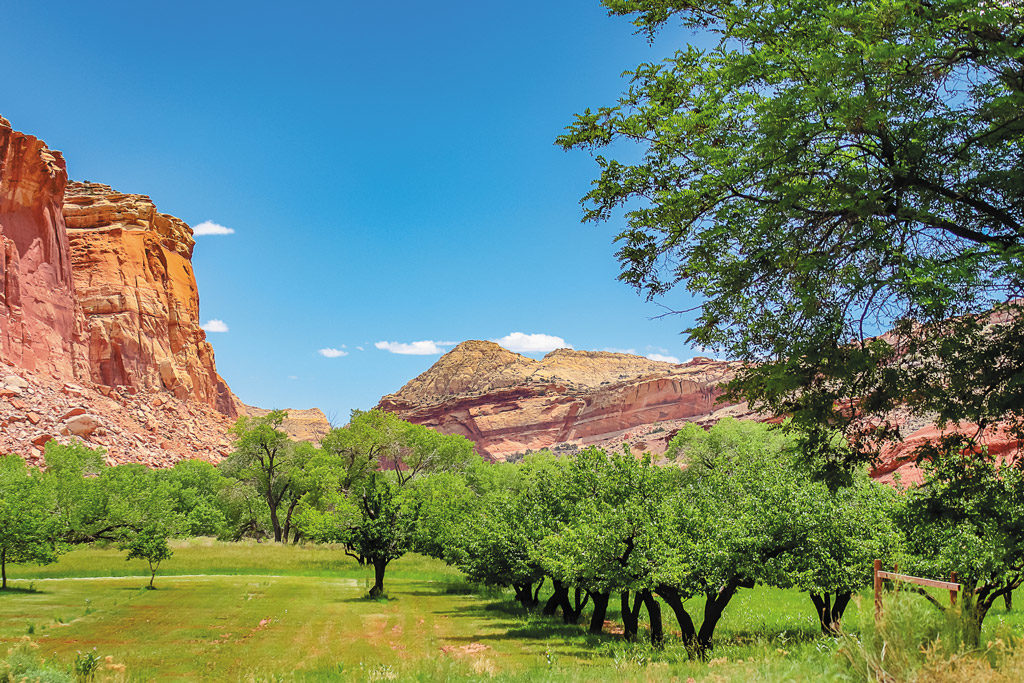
[120,524,173,589]
[300,410,477,597]
[446,453,570,610]
[538,448,673,641]
[0,455,59,589]
[774,464,904,634]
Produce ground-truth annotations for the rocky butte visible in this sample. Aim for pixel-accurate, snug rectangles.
[378,340,754,460]
[0,116,325,465]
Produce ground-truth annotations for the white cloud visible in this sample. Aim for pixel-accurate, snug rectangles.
[319,347,349,358]
[201,319,229,333]
[492,332,571,354]
[356,346,365,352]
[193,220,236,236]
[646,353,681,364]
[375,340,451,355]
[288,375,298,380]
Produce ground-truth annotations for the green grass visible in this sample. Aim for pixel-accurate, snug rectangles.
[2,541,1023,681]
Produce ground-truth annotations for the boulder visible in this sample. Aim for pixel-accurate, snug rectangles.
[65,413,101,437]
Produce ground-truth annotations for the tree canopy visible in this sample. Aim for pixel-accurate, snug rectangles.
[560,0,1024,473]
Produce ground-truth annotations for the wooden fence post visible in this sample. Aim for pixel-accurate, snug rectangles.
[874,559,882,620]
[950,572,958,606]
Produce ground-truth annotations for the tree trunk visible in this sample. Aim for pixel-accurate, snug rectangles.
[369,556,388,597]
[810,591,852,635]
[281,499,298,545]
[641,589,663,646]
[694,581,743,659]
[656,585,698,652]
[589,591,610,634]
[1,548,6,589]
[149,563,157,589]
[621,592,642,641]
[562,586,590,624]
[268,499,283,543]
[544,579,568,617]
[1005,591,1013,612]
[512,582,538,608]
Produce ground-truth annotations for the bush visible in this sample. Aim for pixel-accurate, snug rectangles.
[0,639,72,683]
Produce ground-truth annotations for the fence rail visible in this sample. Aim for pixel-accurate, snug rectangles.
[873,558,961,618]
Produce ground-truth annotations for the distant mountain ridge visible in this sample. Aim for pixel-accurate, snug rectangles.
[378,340,755,460]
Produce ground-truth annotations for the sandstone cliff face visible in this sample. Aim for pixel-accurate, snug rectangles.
[378,341,753,460]
[0,117,242,466]
[0,117,87,379]
[63,182,236,416]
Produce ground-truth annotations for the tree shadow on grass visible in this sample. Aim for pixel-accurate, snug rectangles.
[337,594,399,604]
[0,586,43,595]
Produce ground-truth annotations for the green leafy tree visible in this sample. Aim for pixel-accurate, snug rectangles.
[221,410,309,543]
[42,443,181,580]
[299,410,477,597]
[899,443,1024,645]
[772,458,904,634]
[559,0,1024,479]
[156,459,230,537]
[658,420,821,658]
[538,448,674,641]
[120,523,173,589]
[407,472,478,561]
[448,453,572,610]
[0,455,59,589]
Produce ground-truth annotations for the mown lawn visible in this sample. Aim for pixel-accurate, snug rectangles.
[1,540,1022,681]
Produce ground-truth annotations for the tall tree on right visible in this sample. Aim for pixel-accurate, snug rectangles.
[560,0,1024,478]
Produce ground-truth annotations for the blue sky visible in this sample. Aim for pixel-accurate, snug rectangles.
[2,0,704,422]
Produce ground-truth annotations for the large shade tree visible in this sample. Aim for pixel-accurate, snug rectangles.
[560,0,1024,477]
[221,411,312,543]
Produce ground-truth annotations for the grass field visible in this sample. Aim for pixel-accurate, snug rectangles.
[2,540,1022,681]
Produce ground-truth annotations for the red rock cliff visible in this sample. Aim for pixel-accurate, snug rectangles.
[0,117,241,467]
[0,117,87,379]
[378,341,753,459]
[63,182,236,416]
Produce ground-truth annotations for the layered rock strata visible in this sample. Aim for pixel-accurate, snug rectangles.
[0,117,241,464]
[63,181,235,416]
[378,341,753,460]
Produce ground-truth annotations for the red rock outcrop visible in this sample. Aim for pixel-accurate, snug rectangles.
[873,422,1024,486]
[0,117,241,465]
[63,181,236,416]
[378,341,754,460]
[0,117,87,379]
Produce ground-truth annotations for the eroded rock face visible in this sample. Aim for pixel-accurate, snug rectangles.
[0,117,241,465]
[0,117,87,379]
[63,181,236,416]
[378,341,754,460]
